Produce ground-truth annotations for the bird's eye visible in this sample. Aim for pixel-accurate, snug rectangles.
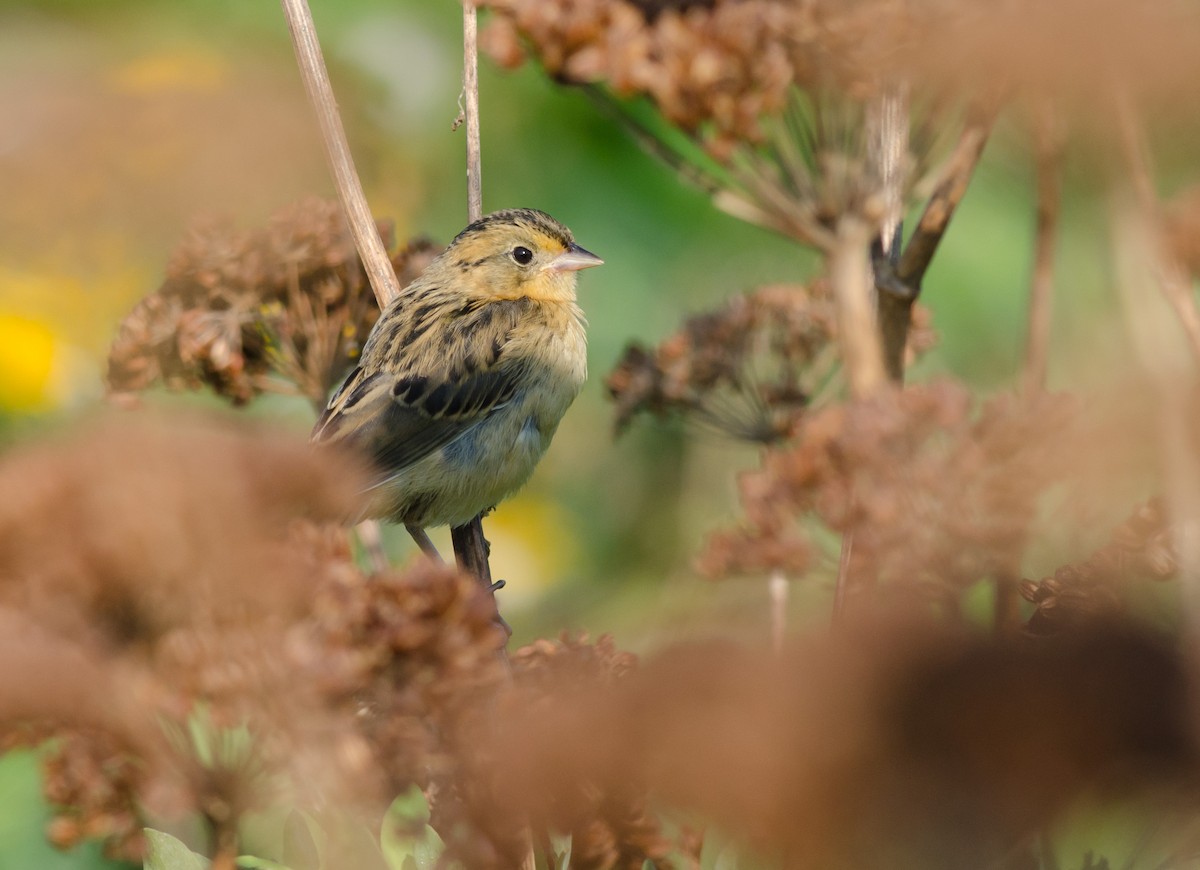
[511,246,534,265]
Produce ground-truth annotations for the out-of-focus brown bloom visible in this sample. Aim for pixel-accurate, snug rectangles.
[0,415,516,861]
[301,558,508,796]
[106,198,440,409]
[483,0,1200,135]
[0,414,364,650]
[480,0,884,153]
[606,282,935,441]
[491,621,1197,870]
[698,381,1078,597]
[493,635,674,870]
[1021,498,1177,635]
[42,729,146,862]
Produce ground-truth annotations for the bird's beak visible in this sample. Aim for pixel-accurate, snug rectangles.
[547,243,604,272]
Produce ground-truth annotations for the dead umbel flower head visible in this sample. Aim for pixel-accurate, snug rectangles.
[700,380,1079,589]
[490,620,1198,870]
[0,414,512,860]
[482,0,1200,125]
[0,413,365,648]
[606,280,936,442]
[106,198,440,410]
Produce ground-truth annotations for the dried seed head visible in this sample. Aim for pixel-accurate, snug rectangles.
[106,198,440,409]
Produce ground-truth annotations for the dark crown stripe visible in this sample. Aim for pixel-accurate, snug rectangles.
[450,208,574,249]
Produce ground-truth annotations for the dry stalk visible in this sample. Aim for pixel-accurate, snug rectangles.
[1110,196,1200,642]
[463,0,483,222]
[1114,91,1200,366]
[1022,101,1065,395]
[830,216,885,622]
[279,0,401,309]
[831,216,887,399]
[998,102,1066,635]
[877,108,994,381]
[769,570,789,652]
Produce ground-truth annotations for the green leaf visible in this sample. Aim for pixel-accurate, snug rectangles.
[319,815,390,870]
[381,790,444,870]
[283,810,320,870]
[235,858,292,870]
[389,786,431,827]
[143,828,211,870]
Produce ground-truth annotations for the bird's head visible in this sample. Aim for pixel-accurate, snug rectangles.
[439,208,603,303]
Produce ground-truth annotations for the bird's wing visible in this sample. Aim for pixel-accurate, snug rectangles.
[312,298,527,478]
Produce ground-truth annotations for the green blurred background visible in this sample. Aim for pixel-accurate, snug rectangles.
[0,1,1153,866]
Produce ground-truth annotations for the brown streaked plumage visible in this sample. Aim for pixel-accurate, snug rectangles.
[312,208,602,548]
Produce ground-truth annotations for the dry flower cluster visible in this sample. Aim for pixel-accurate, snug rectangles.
[482,0,1200,129]
[1021,498,1178,635]
[606,280,935,441]
[0,417,639,865]
[492,622,1198,870]
[105,198,439,410]
[7,415,1195,868]
[698,381,1081,600]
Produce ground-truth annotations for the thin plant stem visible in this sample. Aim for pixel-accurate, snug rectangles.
[833,529,854,624]
[463,0,483,222]
[1022,102,1064,395]
[997,103,1065,635]
[1114,90,1200,366]
[896,107,995,289]
[769,570,788,652]
[1110,197,1200,646]
[831,215,887,398]
[877,108,994,381]
[279,0,401,309]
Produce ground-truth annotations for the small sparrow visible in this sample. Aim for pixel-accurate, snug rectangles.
[312,208,602,555]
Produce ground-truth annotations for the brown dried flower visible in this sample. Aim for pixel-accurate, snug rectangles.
[607,281,935,441]
[106,198,439,409]
[1021,498,1177,635]
[698,381,1079,600]
[490,621,1196,869]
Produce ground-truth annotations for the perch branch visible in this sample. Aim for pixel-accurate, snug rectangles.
[280,0,401,309]
[1022,103,1064,395]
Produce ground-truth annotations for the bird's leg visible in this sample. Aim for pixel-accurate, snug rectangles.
[406,525,444,563]
[450,514,511,637]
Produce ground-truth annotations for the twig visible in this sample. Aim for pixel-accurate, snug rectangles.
[876,109,994,381]
[867,87,908,263]
[995,103,1066,634]
[1111,94,1200,642]
[462,0,483,222]
[867,88,908,387]
[830,216,887,398]
[833,529,853,624]
[1022,102,1064,395]
[279,0,401,309]
[768,570,788,652]
[897,108,995,289]
[1110,194,1200,645]
[1114,91,1200,366]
